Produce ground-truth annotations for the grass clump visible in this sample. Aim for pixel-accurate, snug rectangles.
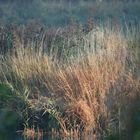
[0,24,140,139]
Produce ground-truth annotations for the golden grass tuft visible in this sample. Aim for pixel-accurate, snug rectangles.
[10,48,53,80]
[66,99,94,130]
[23,127,43,139]
[0,27,139,138]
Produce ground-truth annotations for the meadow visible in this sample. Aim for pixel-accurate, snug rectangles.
[0,0,140,140]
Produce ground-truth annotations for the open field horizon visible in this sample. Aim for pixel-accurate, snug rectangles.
[0,0,140,27]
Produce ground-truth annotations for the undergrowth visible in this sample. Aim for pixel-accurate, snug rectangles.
[0,23,140,140]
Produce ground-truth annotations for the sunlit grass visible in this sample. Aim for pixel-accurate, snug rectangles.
[0,25,139,139]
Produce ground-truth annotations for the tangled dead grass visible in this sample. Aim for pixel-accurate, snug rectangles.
[23,127,43,139]
[65,99,94,131]
[0,27,139,138]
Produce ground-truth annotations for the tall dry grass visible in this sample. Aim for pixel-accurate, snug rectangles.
[0,26,139,139]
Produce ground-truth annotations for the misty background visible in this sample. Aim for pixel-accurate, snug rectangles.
[0,0,140,27]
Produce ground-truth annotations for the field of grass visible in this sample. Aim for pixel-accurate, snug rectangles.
[0,0,140,140]
[0,21,140,140]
